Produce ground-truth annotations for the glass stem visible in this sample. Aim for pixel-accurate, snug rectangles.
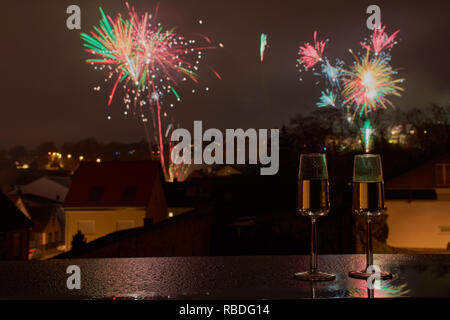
[310,218,317,273]
[366,217,373,271]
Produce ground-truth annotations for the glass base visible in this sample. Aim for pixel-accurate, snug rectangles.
[348,270,393,280]
[294,271,336,281]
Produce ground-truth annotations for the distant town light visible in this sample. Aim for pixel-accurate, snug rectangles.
[79,156,84,161]
[424,130,428,134]
[96,158,101,163]
[67,154,72,159]
[16,163,30,170]
[168,212,174,218]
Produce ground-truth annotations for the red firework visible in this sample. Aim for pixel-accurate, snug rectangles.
[361,23,400,55]
[298,31,326,70]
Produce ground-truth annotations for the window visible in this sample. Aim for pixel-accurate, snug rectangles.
[116,220,135,231]
[77,220,96,235]
[435,164,450,187]
[48,232,53,244]
[88,186,104,202]
[121,186,139,201]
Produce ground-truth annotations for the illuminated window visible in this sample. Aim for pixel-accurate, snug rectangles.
[435,164,450,187]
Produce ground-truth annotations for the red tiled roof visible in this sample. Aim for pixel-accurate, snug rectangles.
[63,160,162,207]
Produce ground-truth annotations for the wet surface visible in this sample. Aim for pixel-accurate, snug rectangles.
[0,255,449,300]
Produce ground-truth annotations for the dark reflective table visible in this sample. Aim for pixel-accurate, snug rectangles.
[0,255,449,300]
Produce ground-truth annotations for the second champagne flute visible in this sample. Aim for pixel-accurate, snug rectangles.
[294,153,335,281]
[349,154,393,280]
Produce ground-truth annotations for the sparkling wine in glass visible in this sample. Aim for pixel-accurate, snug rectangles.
[294,153,335,281]
[349,154,393,280]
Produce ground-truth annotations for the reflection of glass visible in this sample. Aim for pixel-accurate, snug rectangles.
[294,154,335,281]
[310,281,318,299]
[349,154,392,280]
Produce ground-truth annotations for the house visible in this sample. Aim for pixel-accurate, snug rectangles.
[63,160,168,250]
[385,153,450,251]
[0,192,32,260]
[8,175,70,232]
[55,207,212,258]
[7,182,68,258]
[28,206,64,257]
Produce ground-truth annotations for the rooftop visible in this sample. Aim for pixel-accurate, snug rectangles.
[64,160,162,208]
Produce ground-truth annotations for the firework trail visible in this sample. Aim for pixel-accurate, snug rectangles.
[81,3,220,180]
[362,119,373,153]
[260,33,268,62]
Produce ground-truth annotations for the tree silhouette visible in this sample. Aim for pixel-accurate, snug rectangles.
[71,230,87,251]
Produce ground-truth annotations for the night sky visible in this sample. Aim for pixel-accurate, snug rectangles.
[1,0,449,148]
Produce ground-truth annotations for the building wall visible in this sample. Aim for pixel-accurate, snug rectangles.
[64,207,146,250]
[386,200,450,249]
[67,212,212,258]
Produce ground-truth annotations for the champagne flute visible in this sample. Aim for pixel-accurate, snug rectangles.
[294,153,335,281]
[349,154,393,280]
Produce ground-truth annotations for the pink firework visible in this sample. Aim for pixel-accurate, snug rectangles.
[361,23,400,54]
[298,31,326,70]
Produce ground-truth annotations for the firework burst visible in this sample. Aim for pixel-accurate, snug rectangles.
[81,4,220,179]
[360,23,400,55]
[316,89,337,107]
[342,50,404,115]
[298,31,326,70]
[81,4,217,108]
[297,22,404,117]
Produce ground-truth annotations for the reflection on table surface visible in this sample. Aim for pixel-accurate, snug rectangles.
[0,254,448,299]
